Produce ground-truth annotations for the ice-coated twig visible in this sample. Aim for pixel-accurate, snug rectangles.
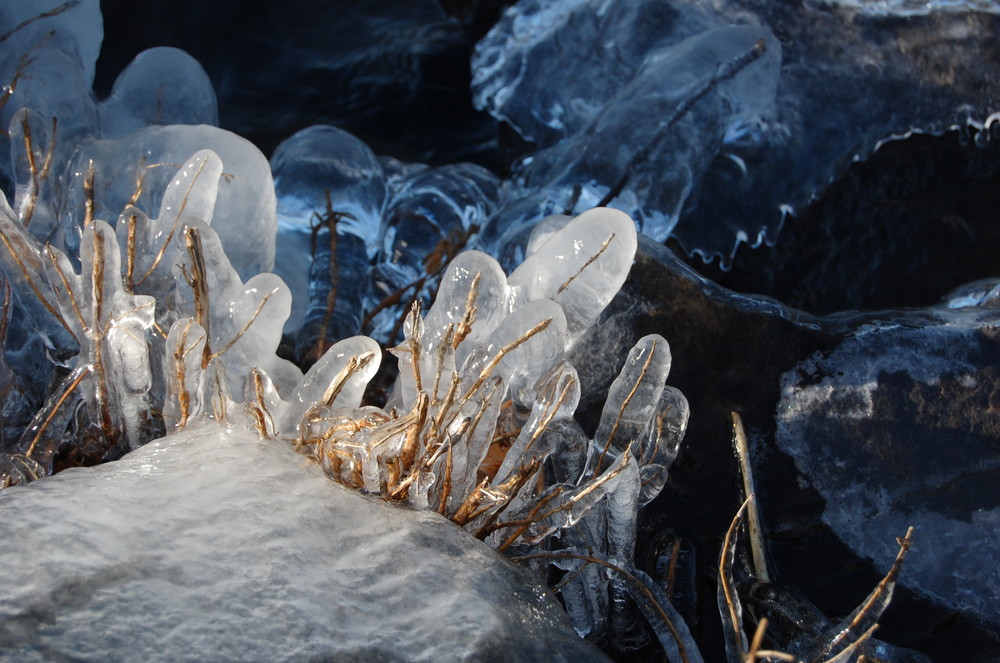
[16,113,57,229]
[811,527,914,663]
[555,232,615,296]
[22,365,90,461]
[133,155,212,290]
[461,316,552,401]
[0,199,72,336]
[514,550,704,663]
[596,38,768,209]
[0,1,82,45]
[594,336,658,475]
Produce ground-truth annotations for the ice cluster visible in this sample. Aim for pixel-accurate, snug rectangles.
[0,2,700,656]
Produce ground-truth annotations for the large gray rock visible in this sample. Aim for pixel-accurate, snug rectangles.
[0,422,607,663]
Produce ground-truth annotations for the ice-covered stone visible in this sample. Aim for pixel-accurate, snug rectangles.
[0,422,609,662]
[474,0,1000,263]
[488,26,780,248]
[776,314,1000,626]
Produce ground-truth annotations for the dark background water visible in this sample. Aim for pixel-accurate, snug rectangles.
[96,0,506,167]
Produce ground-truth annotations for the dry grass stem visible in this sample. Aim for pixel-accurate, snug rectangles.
[453,272,480,348]
[82,158,94,228]
[24,365,90,458]
[819,527,914,660]
[732,412,770,583]
[720,497,752,660]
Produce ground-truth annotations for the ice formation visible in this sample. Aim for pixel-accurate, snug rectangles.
[0,132,693,653]
[0,33,693,641]
[476,21,782,266]
[0,2,964,661]
[776,315,1000,627]
[472,0,1000,264]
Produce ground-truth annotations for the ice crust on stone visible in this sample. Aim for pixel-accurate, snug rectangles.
[826,0,1000,14]
[0,423,609,663]
[473,0,1000,266]
[776,316,1000,625]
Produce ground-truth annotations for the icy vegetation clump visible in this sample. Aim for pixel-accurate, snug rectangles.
[269,125,501,353]
[0,3,940,661]
[0,131,692,652]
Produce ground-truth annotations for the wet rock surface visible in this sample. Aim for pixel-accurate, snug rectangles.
[0,424,608,663]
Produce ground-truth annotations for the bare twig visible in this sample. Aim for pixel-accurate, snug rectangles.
[732,412,769,583]
[556,233,615,295]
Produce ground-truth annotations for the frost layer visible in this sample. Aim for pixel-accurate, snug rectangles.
[0,422,608,663]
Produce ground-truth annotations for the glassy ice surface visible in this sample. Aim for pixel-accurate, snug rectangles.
[98,47,218,138]
[826,0,1000,13]
[271,125,385,340]
[63,125,277,280]
[376,163,500,294]
[507,207,638,339]
[0,423,609,663]
[478,23,781,258]
[777,315,1000,626]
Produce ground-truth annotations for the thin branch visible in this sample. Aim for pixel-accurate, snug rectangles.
[555,233,615,295]
[720,497,752,662]
[460,317,553,402]
[597,38,768,209]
